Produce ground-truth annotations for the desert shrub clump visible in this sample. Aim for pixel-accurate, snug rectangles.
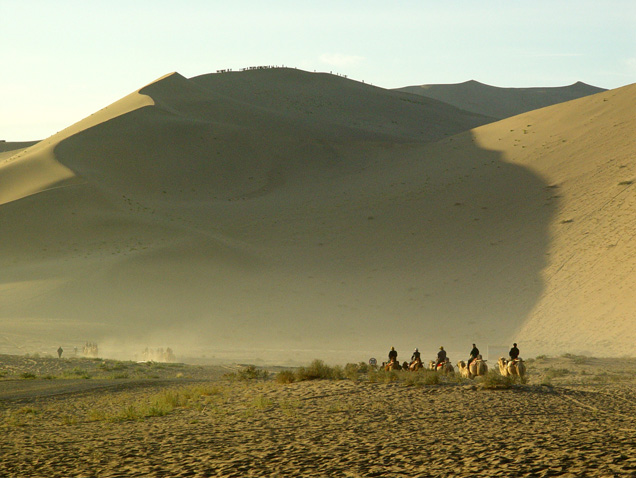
[344,362,370,381]
[480,371,514,390]
[275,360,345,383]
[224,365,270,381]
[295,360,343,381]
[275,370,296,384]
[236,365,269,381]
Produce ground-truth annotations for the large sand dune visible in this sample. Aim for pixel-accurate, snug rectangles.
[1,68,634,362]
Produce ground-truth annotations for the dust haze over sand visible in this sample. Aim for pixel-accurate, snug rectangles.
[1,67,634,364]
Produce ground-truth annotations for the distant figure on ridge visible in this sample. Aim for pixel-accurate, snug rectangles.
[509,343,520,360]
[411,348,421,362]
[57,346,63,358]
[468,343,480,367]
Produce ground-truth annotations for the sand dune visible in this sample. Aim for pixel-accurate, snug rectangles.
[470,83,636,355]
[396,80,606,119]
[1,68,634,363]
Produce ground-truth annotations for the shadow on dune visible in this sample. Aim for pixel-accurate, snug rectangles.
[0,71,556,362]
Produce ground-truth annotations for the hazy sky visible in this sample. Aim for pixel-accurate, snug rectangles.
[2,0,635,141]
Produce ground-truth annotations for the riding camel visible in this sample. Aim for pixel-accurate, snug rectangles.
[409,357,424,371]
[384,358,402,371]
[469,355,488,377]
[498,357,526,378]
[457,356,487,378]
[507,358,526,378]
[429,358,454,374]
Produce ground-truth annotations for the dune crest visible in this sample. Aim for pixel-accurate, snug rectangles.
[396,80,606,119]
[0,86,155,205]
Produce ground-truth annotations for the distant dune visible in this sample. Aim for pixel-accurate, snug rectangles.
[395,80,606,119]
[1,68,633,362]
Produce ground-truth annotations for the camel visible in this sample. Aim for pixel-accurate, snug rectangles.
[498,357,510,376]
[429,358,454,374]
[457,360,472,378]
[458,356,487,378]
[408,358,423,371]
[384,358,402,371]
[468,355,488,377]
[507,358,526,378]
[498,357,526,378]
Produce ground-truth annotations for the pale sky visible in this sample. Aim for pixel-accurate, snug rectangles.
[2,0,635,141]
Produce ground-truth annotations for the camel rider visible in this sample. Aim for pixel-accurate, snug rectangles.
[388,347,398,363]
[411,348,421,362]
[435,346,447,368]
[467,343,479,367]
[509,343,520,360]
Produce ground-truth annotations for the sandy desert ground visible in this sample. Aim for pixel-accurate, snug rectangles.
[2,68,634,364]
[2,353,636,477]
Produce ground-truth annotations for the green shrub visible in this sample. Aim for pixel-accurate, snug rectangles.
[275,370,296,384]
[295,360,342,381]
[225,365,270,381]
[344,363,361,381]
[480,371,513,389]
[422,371,442,385]
[250,395,273,410]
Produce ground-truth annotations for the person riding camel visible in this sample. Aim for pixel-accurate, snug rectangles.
[509,343,520,360]
[388,346,398,363]
[435,346,447,369]
[410,348,422,368]
[467,343,479,367]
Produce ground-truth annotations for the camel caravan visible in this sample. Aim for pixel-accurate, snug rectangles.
[497,343,526,378]
[380,343,525,380]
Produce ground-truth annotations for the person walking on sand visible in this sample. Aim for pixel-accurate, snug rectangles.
[434,346,447,369]
[467,343,479,367]
[509,343,520,360]
[57,346,63,358]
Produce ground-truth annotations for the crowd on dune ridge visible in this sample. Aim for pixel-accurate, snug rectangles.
[380,342,525,379]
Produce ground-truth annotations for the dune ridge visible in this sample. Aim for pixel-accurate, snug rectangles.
[1,68,634,362]
[396,80,606,119]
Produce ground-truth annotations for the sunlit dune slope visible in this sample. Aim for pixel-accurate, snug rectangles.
[396,80,606,120]
[0,82,156,205]
[0,69,633,362]
[469,83,636,355]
